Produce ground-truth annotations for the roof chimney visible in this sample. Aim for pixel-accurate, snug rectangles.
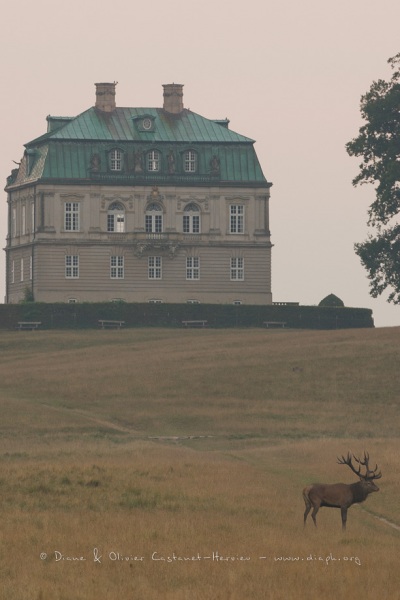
[163,83,184,114]
[95,82,117,112]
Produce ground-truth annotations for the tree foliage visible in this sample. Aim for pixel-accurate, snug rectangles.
[346,53,400,303]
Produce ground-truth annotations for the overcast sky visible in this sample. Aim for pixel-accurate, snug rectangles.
[1,0,399,326]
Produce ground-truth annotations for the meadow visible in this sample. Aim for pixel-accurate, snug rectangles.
[0,326,399,600]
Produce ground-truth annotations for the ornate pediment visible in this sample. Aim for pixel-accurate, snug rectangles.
[177,194,209,211]
[146,186,165,204]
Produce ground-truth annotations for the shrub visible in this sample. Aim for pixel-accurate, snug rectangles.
[318,293,345,307]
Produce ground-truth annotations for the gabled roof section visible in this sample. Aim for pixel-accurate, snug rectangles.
[28,107,255,145]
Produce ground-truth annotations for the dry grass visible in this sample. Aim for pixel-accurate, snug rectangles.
[0,327,399,599]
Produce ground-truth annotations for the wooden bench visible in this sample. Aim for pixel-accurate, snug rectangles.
[263,321,287,328]
[182,320,208,328]
[16,321,42,331]
[98,319,125,329]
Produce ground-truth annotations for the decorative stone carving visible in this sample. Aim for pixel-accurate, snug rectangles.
[134,150,143,173]
[146,187,165,205]
[89,153,101,172]
[167,150,175,174]
[177,195,209,211]
[101,194,133,209]
[209,154,220,175]
[133,240,180,258]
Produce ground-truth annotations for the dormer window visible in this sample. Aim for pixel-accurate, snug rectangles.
[184,150,197,173]
[110,149,123,171]
[132,115,156,132]
[147,150,160,172]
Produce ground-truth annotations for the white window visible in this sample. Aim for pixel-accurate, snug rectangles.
[147,150,160,172]
[68,298,78,303]
[65,255,79,278]
[148,299,163,303]
[186,256,200,280]
[230,205,244,234]
[12,207,17,237]
[110,256,124,279]
[64,202,80,231]
[183,203,200,233]
[31,202,35,233]
[148,256,162,279]
[231,257,244,280]
[184,150,197,173]
[145,203,163,233]
[29,256,33,280]
[110,149,123,171]
[11,260,15,284]
[20,258,24,282]
[21,205,26,235]
[107,202,125,232]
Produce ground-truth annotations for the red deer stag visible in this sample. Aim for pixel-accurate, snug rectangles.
[303,452,381,530]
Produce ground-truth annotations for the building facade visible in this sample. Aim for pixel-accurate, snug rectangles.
[4,83,272,305]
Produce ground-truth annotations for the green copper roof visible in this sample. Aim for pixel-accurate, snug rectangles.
[7,105,270,189]
[30,107,255,144]
[34,141,265,184]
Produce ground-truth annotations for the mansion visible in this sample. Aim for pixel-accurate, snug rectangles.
[4,83,272,304]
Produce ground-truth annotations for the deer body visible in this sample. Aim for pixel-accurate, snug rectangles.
[303,453,381,530]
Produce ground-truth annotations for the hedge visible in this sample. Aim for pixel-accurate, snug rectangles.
[0,302,374,330]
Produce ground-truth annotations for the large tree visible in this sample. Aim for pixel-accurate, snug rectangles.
[346,53,400,303]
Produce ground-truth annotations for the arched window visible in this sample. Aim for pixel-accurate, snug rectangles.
[147,150,160,172]
[184,150,197,173]
[183,203,200,234]
[107,202,125,232]
[110,149,123,172]
[145,203,163,233]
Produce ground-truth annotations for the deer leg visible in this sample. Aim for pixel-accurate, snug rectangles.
[303,502,311,526]
[341,507,347,531]
[311,505,319,527]
[303,486,313,526]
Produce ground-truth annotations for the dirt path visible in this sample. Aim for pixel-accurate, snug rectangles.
[41,403,215,441]
[41,403,134,434]
[374,515,400,532]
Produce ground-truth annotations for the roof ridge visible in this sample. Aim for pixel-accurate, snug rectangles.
[25,106,255,145]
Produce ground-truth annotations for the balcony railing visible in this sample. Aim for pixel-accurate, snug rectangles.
[102,231,205,243]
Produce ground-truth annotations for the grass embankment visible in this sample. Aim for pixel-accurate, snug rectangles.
[0,327,399,599]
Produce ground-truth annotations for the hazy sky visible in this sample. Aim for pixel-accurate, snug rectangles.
[1,0,399,326]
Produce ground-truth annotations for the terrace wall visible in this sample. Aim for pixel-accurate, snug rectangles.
[0,302,374,330]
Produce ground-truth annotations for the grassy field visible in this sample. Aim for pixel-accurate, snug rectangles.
[0,326,399,600]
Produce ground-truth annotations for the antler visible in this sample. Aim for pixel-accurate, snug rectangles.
[356,452,382,480]
[337,452,362,477]
[337,452,382,480]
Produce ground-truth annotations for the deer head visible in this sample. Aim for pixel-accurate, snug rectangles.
[337,451,382,493]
